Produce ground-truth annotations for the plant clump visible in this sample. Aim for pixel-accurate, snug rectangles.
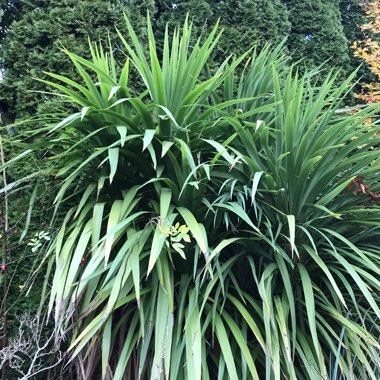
[2,15,380,380]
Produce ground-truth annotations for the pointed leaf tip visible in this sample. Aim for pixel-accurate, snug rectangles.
[143,129,156,151]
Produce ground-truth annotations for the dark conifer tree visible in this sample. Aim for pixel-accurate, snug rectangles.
[340,0,373,82]
[152,0,214,60]
[285,0,350,76]
[155,1,290,58]
[0,0,360,123]
[340,0,366,44]
[213,0,290,57]
[0,0,22,42]
[0,0,154,122]
[155,0,213,29]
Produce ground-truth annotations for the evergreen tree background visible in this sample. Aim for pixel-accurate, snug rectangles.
[340,0,376,83]
[285,0,350,76]
[155,0,290,59]
[213,0,290,57]
[0,0,155,123]
[0,0,21,42]
[340,0,366,45]
[155,0,213,31]
[0,0,364,124]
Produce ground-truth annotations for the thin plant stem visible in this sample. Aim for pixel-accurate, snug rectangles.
[0,115,10,380]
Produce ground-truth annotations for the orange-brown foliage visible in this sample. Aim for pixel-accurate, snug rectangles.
[352,1,380,103]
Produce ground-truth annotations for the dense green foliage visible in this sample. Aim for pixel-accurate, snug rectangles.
[0,0,374,122]
[0,0,154,122]
[339,0,374,85]
[1,0,360,124]
[286,0,351,75]
[0,0,21,42]
[155,0,213,31]
[2,1,375,127]
[214,0,290,56]
[340,0,366,45]
[4,17,380,379]
[1,3,380,379]
[0,3,151,349]
[156,0,290,58]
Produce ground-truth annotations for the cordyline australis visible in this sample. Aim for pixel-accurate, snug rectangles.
[2,14,380,380]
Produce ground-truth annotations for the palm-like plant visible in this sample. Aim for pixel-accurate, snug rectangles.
[210,68,380,378]
[31,16,274,380]
[4,16,380,380]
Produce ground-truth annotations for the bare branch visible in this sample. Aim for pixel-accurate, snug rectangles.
[0,311,64,379]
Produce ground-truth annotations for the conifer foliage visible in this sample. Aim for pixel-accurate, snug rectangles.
[156,0,291,57]
[285,0,351,75]
[0,0,359,124]
[213,0,291,57]
[0,0,153,122]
